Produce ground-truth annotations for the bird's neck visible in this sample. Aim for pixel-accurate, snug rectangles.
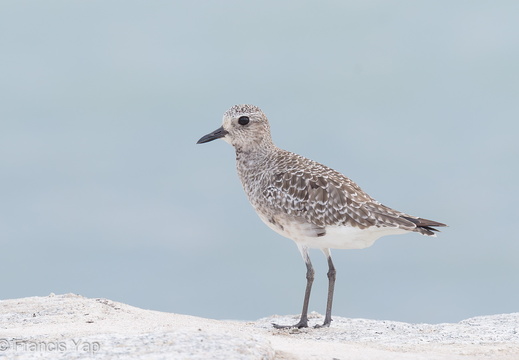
[235,142,278,181]
[235,145,272,165]
[234,135,276,162]
[235,145,279,204]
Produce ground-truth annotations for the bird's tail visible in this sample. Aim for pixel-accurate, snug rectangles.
[402,216,447,236]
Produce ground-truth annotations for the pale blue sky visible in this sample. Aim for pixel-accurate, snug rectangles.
[1,1,518,323]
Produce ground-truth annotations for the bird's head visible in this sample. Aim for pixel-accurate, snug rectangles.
[197,104,273,152]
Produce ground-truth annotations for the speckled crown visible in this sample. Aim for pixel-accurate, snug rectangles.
[224,104,263,118]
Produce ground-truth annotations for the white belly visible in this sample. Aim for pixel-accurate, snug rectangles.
[297,225,408,249]
[257,212,409,250]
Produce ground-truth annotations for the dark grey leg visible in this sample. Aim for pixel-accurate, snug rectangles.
[273,246,314,329]
[315,248,336,328]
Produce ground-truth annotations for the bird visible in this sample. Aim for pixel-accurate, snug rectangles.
[196,104,446,328]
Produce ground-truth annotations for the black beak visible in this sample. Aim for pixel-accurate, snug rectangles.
[196,126,228,144]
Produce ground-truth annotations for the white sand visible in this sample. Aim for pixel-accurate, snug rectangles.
[0,294,517,359]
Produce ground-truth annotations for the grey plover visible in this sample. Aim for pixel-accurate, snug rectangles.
[197,104,446,328]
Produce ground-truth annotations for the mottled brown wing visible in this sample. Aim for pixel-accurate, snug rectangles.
[260,150,447,235]
[263,166,418,230]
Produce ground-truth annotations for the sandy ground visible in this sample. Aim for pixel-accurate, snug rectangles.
[0,294,518,359]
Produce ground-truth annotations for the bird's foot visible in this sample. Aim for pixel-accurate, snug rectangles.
[314,322,330,329]
[313,318,332,328]
[272,319,308,329]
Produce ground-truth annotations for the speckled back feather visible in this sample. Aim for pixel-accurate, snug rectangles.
[239,149,442,236]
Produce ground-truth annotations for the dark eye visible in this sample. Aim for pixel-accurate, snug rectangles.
[238,116,250,125]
